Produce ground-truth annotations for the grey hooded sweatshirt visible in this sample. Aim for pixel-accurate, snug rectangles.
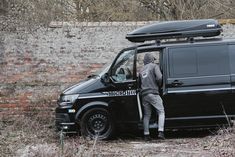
[139,53,162,96]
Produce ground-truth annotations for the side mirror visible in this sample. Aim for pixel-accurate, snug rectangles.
[101,73,110,84]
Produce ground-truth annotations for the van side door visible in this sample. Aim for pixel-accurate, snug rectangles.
[163,44,231,127]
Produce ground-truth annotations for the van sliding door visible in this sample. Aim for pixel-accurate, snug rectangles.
[164,44,231,127]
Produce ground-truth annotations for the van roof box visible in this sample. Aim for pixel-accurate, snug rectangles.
[126,19,222,42]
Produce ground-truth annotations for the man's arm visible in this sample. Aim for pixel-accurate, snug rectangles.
[155,65,163,87]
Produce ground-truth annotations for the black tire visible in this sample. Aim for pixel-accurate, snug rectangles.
[80,108,114,140]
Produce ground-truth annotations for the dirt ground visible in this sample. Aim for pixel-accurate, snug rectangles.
[0,116,234,157]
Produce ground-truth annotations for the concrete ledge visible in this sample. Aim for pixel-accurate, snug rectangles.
[49,19,235,28]
[49,21,155,28]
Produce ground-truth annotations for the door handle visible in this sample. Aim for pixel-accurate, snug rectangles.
[171,80,183,87]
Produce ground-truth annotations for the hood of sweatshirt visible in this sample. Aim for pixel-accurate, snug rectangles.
[144,53,154,65]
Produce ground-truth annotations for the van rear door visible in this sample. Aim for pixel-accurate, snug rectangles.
[228,44,235,116]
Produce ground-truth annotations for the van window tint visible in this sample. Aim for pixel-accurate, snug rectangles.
[169,48,197,76]
[229,45,235,74]
[197,46,229,75]
[169,45,229,78]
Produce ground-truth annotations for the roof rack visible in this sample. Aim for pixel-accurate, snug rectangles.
[126,19,222,43]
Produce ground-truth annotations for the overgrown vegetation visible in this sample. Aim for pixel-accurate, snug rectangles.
[72,0,235,21]
[208,126,235,156]
[1,114,234,157]
[1,0,235,32]
[0,0,76,32]
[0,114,108,157]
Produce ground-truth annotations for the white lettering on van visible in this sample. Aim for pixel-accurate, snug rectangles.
[102,90,136,97]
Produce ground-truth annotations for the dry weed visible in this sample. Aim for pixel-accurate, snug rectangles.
[203,122,235,157]
[0,113,56,157]
[1,113,235,157]
[0,114,101,157]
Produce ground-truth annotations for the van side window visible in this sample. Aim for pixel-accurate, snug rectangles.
[169,48,197,77]
[169,45,229,78]
[111,50,135,82]
[197,45,229,76]
[229,45,235,74]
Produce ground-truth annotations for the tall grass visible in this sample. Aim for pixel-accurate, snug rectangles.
[1,113,234,157]
[0,113,100,157]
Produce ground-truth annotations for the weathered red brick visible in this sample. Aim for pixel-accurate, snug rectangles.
[0,104,18,108]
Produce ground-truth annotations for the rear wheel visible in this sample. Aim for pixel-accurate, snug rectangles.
[80,108,114,140]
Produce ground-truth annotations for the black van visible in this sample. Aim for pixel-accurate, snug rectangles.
[55,19,235,139]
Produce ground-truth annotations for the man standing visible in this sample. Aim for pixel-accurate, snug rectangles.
[139,53,165,140]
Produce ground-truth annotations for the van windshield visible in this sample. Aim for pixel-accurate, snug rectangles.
[88,62,111,78]
[98,63,111,76]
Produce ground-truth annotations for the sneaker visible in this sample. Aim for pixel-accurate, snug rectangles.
[158,131,165,140]
[144,135,152,141]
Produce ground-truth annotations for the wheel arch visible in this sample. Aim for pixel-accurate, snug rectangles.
[75,101,109,122]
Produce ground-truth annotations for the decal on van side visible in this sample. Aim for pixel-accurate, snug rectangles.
[78,90,136,99]
[103,90,136,97]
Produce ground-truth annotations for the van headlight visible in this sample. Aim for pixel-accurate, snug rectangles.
[61,94,79,103]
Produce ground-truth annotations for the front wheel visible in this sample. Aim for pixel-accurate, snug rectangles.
[80,108,114,140]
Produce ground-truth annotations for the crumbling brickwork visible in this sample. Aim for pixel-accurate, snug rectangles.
[0,22,235,118]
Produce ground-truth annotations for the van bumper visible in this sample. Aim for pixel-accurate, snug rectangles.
[55,108,77,133]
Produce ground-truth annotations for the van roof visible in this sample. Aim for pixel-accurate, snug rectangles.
[135,38,235,51]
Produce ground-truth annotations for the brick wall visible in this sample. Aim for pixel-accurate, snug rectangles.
[0,21,235,118]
